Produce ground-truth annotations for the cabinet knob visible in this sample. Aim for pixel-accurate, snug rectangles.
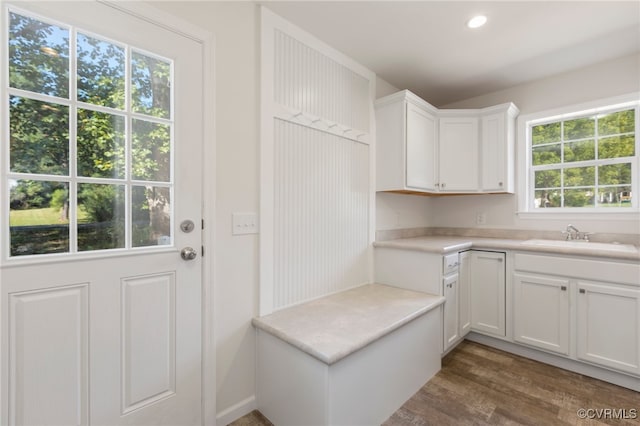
[441,183,446,188]
[579,289,586,294]
[499,181,503,186]
[561,286,567,291]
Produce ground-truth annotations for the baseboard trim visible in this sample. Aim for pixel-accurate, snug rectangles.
[216,396,257,426]
[465,333,640,392]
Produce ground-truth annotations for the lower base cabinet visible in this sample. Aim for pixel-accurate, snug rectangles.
[513,273,570,355]
[470,251,506,337]
[576,281,640,376]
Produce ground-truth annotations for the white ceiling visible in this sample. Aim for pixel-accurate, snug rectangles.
[262,1,640,106]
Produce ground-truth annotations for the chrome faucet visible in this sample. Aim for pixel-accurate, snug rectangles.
[563,224,591,241]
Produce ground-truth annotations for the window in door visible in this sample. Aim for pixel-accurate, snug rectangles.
[4,9,174,257]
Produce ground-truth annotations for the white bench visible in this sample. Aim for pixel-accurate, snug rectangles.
[252,283,444,426]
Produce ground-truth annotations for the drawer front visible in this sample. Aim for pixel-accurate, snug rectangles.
[514,253,640,287]
[443,253,459,275]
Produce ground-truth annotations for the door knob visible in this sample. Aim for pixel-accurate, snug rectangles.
[181,247,198,261]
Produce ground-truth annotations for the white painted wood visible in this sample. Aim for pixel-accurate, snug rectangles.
[443,273,460,352]
[458,251,472,336]
[374,247,441,295]
[480,104,518,193]
[121,273,176,413]
[8,285,89,426]
[514,252,640,286]
[273,120,370,309]
[374,90,438,193]
[438,117,479,192]
[470,251,506,337]
[260,7,375,315]
[0,2,205,425]
[406,103,438,191]
[576,281,640,375]
[256,308,442,426]
[513,273,570,355]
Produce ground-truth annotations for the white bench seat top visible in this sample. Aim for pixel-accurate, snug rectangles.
[252,283,444,364]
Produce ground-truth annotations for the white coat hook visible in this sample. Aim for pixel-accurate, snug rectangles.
[342,128,352,135]
[293,111,304,119]
[327,123,338,129]
[311,118,322,124]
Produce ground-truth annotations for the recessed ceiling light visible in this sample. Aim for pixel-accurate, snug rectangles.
[467,15,487,29]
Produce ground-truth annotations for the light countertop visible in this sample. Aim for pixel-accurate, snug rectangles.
[374,236,640,261]
[252,283,445,365]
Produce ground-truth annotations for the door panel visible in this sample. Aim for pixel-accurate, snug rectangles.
[9,285,89,426]
[1,2,204,425]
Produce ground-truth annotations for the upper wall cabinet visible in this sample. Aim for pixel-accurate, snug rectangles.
[375,90,519,195]
[438,115,479,192]
[376,91,438,193]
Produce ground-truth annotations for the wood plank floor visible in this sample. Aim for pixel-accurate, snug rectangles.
[230,341,639,426]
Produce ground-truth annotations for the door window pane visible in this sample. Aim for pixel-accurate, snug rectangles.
[598,186,632,207]
[77,33,125,109]
[9,12,69,98]
[5,10,175,257]
[77,109,125,178]
[10,96,69,175]
[132,186,171,247]
[132,52,171,119]
[78,184,125,251]
[132,119,170,182]
[10,180,70,255]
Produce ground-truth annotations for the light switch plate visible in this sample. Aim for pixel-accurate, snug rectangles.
[233,212,259,235]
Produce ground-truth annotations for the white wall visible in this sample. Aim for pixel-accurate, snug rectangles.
[435,53,640,235]
[147,1,260,419]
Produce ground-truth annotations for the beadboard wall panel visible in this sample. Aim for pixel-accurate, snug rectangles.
[261,8,376,314]
[273,120,370,309]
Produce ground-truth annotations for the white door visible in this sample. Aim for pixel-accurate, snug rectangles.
[1,2,204,425]
[405,103,437,191]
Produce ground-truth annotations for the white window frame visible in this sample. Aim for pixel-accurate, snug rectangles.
[517,93,640,220]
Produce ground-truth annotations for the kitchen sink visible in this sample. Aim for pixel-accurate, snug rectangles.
[522,239,638,253]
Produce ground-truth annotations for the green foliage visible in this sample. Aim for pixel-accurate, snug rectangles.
[531,122,560,145]
[8,11,173,254]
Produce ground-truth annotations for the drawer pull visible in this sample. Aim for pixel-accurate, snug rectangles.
[579,289,586,294]
[560,286,567,291]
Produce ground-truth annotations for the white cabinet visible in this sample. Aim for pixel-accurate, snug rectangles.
[375,90,518,195]
[458,251,471,336]
[375,90,438,193]
[576,281,640,375]
[470,251,506,337]
[438,117,479,192]
[513,273,570,355]
[443,273,459,351]
[481,106,518,193]
[406,103,438,191]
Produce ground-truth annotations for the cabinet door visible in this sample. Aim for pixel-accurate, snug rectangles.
[513,273,570,355]
[458,251,471,336]
[470,251,505,337]
[576,281,640,375]
[443,274,459,352]
[406,103,437,191]
[481,112,507,192]
[438,117,479,191]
